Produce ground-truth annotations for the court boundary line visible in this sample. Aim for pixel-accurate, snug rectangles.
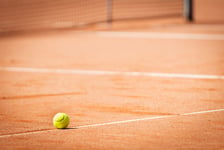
[77,108,224,129]
[0,108,224,138]
[95,32,224,40]
[0,67,224,80]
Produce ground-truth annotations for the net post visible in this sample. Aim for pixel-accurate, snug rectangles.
[106,0,113,25]
[184,0,193,21]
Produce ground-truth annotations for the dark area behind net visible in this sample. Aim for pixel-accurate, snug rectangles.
[0,0,183,32]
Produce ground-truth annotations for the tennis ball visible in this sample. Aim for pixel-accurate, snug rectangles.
[53,113,70,129]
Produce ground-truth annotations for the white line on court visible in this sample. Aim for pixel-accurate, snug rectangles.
[0,108,224,138]
[95,32,224,40]
[76,115,173,129]
[182,108,224,116]
[0,67,224,80]
[77,108,224,129]
[0,130,55,139]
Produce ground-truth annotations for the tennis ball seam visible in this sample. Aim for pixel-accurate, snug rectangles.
[54,113,65,122]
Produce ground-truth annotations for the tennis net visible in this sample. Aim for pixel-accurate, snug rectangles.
[0,0,184,32]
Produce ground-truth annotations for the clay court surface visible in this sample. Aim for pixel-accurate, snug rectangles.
[0,21,224,149]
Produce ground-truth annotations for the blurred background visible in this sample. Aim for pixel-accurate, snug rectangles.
[0,0,223,33]
[0,1,224,149]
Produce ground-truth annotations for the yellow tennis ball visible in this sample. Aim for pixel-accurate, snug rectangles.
[53,113,70,129]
